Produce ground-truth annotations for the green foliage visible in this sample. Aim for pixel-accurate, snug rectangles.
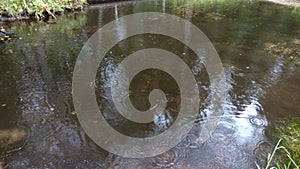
[0,0,87,19]
[275,119,300,165]
[258,118,300,169]
[256,139,299,169]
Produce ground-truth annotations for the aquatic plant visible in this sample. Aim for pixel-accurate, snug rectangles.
[0,0,87,19]
[265,42,300,66]
[256,139,299,169]
[274,119,300,165]
[257,118,300,169]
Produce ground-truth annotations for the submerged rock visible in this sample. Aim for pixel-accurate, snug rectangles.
[0,161,7,169]
[0,128,29,154]
[0,27,14,42]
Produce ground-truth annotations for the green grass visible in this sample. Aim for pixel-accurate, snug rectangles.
[256,139,299,169]
[257,118,300,169]
[0,0,87,19]
[274,119,300,165]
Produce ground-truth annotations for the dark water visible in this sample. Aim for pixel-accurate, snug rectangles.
[0,0,299,168]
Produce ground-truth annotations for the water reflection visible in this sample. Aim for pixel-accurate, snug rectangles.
[0,0,299,168]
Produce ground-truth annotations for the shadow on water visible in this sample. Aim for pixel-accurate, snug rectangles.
[0,0,299,168]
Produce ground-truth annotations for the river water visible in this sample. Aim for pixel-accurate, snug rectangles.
[0,0,299,168]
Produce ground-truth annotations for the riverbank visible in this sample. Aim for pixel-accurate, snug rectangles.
[0,0,87,21]
[262,0,300,7]
[1,0,299,22]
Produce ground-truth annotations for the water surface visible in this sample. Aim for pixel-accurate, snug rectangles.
[0,0,299,168]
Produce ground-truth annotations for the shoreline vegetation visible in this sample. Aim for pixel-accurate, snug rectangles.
[272,119,300,167]
[1,0,299,21]
[0,0,88,21]
[257,139,299,169]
